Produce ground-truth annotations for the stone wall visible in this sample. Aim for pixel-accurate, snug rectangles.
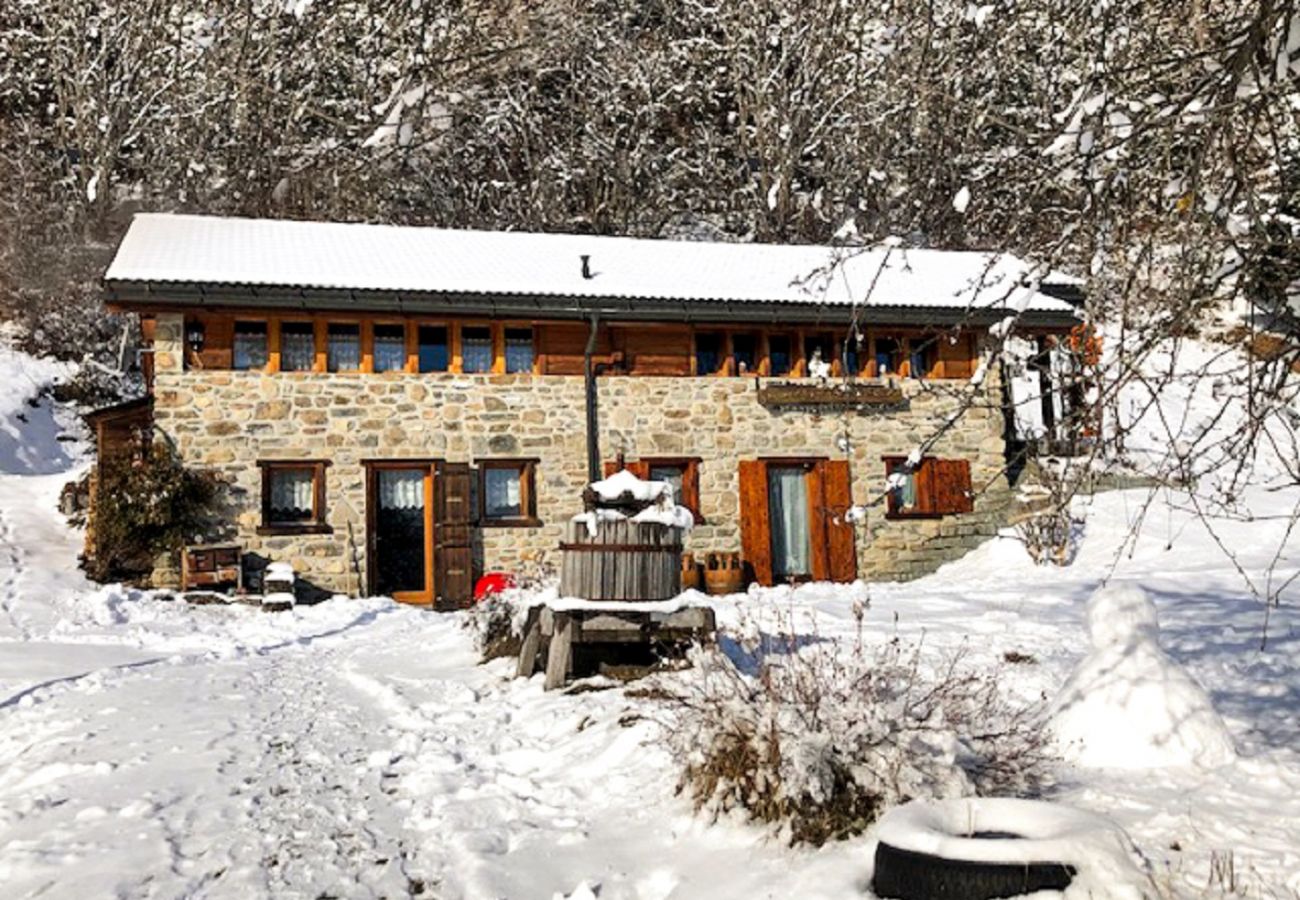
[150,313,1012,594]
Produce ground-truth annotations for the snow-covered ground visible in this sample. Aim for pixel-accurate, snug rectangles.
[1,341,1297,898]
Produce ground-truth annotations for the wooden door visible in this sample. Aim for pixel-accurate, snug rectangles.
[739,458,857,587]
[436,462,475,608]
[368,464,435,604]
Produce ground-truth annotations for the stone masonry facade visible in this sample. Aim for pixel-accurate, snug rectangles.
[149,313,1013,595]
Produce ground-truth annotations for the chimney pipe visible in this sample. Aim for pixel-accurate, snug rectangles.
[580,254,594,280]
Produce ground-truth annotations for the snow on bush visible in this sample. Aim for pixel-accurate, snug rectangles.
[462,556,557,660]
[664,610,1053,845]
[1051,583,1236,769]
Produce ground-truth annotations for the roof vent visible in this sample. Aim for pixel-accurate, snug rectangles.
[580,254,594,280]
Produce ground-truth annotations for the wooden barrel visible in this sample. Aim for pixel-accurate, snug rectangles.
[681,552,701,592]
[559,518,685,601]
[703,551,744,595]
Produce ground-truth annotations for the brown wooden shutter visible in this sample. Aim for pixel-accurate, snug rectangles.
[931,459,974,514]
[602,461,620,478]
[682,459,703,522]
[821,460,858,583]
[738,460,773,586]
[202,316,234,370]
[436,463,475,607]
[806,462,829,581]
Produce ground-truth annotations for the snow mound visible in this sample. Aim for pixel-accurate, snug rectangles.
[0,336,80,475]
[1051,583,1236,769]
[1086,583,1160,649]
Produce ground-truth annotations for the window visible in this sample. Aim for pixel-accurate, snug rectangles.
[259,461,331,534]
[908,339,934,379]
[695,332,723,375]
[883,456,974,518]
[418,325,449,373]
[504,327,534,374]
[731,333,758,375]
[875,337,902,376]
[843,330,864,376]
[804,333,833,374]
[768,334,793,376]
[327,323,361,372]
[476,460,539,526]
[233,321,268,371]
[644,457,703,521]
[373,324,406,372]
[280,322,315,372]
[461,326,493,373]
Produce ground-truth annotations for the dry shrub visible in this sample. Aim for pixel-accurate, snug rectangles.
[666,610,1052,846]
[463,554,557,661]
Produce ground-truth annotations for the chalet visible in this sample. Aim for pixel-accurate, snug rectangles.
[99,213,1082,606]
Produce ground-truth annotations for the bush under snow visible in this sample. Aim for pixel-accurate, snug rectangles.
[664,610,1053,845]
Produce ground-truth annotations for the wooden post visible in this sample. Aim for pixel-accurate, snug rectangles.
[517,607,543,678]
[545,613,574,690]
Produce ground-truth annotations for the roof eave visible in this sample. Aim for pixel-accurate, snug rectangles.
[103,280,1081,329]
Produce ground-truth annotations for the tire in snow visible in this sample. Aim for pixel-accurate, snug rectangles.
[871,798,1147,900]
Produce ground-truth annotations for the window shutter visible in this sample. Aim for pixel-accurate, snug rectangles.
[821,460,858,583]
[602,461,620,478]
[682,459,703,522]
[436,463,474,607]
[738,460,773,586]
[931,459,974,514]
[913,458,939,514]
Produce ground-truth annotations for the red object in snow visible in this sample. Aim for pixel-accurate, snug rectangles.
[474,572,515,602]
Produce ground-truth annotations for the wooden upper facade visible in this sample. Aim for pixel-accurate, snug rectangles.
[157,309,984,382]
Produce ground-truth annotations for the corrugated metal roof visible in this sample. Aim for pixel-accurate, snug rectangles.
[104,213,1078,316]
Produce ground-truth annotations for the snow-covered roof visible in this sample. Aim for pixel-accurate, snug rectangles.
[104,213,1078,317]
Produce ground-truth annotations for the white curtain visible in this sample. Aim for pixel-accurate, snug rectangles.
[281,328,315,371]
[374,332,406,372]
[768,467,810,578]
[270,469,314,516]
[485,468,521,517]
[378,469,424,510]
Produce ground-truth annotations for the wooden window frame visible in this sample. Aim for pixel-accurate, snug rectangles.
[458,322,496,375]
[324,320,364,373]
[232,319,270,372]
[693,330,727,376]
[882,455,973,518]
[257,460,332,535]
[276,319,317,373]
[502,323,539,375]
[476,458,541,527]
[416,321,452,373]
[371,320,408,374]
[638,457,705,523]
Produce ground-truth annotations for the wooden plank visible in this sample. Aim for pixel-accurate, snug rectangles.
[738,460,773,586]
[822,460,858,583]
[544,613,574,690]
[517,607,542,677]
